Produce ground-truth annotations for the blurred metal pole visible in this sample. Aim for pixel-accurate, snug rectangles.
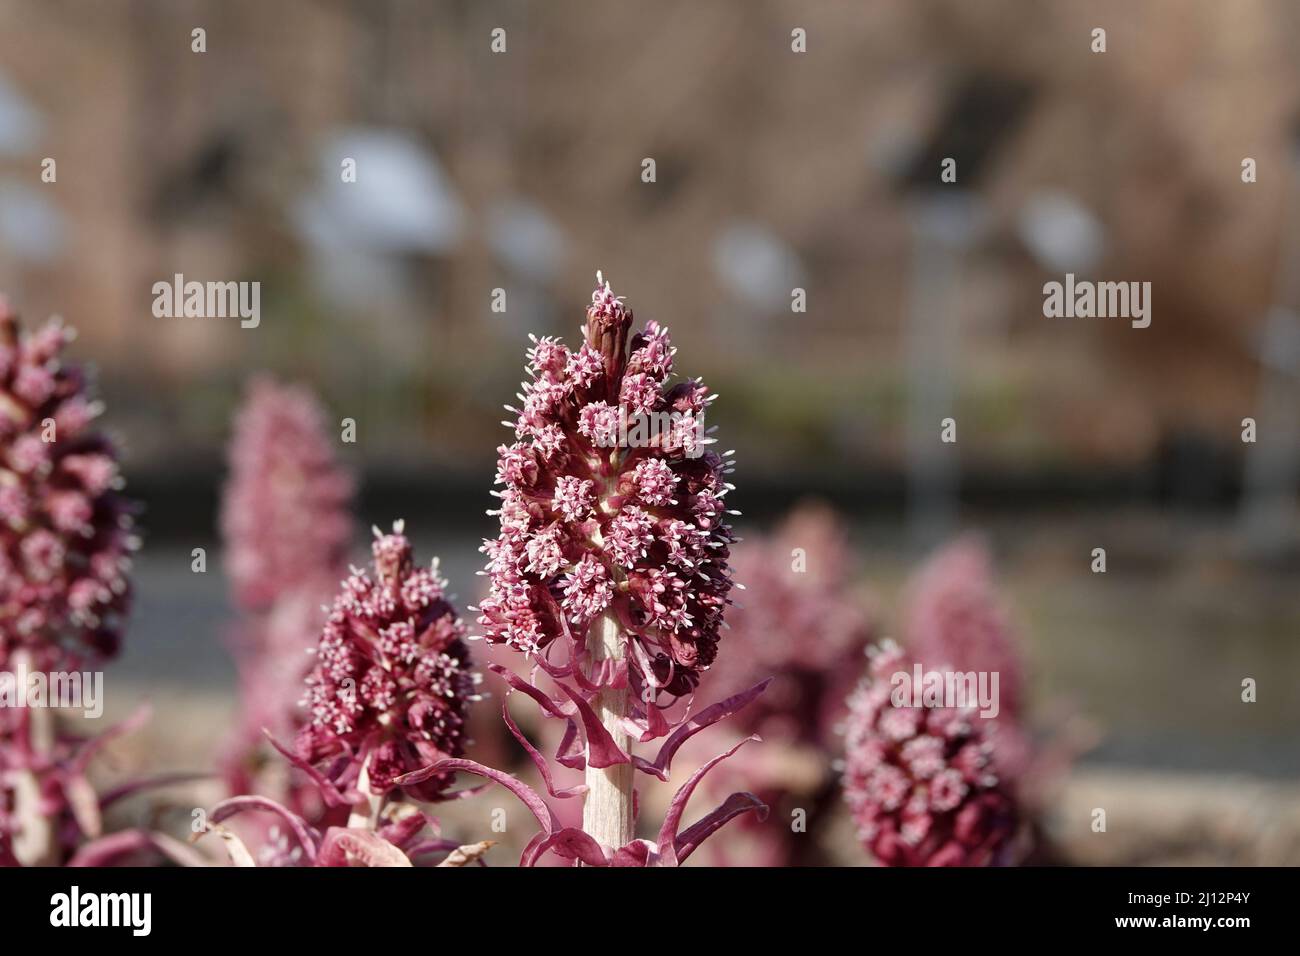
[1239,145,1300,557]
[904,192,981,550]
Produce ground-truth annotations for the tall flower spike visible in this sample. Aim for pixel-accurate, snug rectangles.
[218,378,355,813]
[220,579,340,811]
[841,641,1022,866]
[691,503,875,865]
[903,536,1024,720]
[295,522,478,802]
[220,376,354,613]
[707,503,874,744]
[206,523,490,868]
[478,272,736,708]
[0,301,136,671]
[458,273,764,861]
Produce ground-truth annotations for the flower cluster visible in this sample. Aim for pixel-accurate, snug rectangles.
[220,376,354,614]
[903,536,1024,719]
[0,303,136,671]
[218,378,355,810]
[221,584,339,808]
[841,641,1021,866]
[416,274,768,866]
[295,523,478,802]
[706,503,874,743]
[0,298,188,867]
[477,273,736,708]
[690,503,874,865]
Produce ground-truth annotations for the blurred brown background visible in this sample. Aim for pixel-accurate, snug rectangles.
[3,0,1298,481]
[1,0,1297,864]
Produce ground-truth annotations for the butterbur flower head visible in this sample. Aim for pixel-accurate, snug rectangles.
[219,378,356,812]
[0,303,135,671]
[903,536,1023,719]
[220,579,337,804]
[220,376,354,612]
[841,641,1021,866]
[296,523,477,802]
[478,273,736,703]
[707,503,874,743]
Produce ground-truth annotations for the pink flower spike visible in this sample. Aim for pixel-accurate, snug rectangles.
[220,376,355,613]
[478,272,737,705]
[443,274,767,865]
[903,535,1024,719]
[295,522,478,802]
[0,305,137,672]
[841,640,1022,866]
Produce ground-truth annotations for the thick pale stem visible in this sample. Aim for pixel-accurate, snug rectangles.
[10,767,55,866]
[582,611,633,852]
[347,757,385,831]
[12,681,57,866]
